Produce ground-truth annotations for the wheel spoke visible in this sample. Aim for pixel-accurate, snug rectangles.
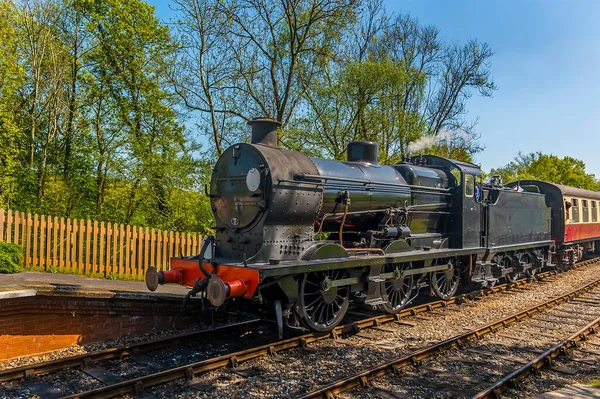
[306,296,322,308]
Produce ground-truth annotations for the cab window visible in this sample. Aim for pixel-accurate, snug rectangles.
[572,199,580,223]
[464,174,474,197]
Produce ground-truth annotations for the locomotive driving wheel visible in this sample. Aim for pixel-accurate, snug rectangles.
[500,255,521,283]
[381,263,413,313]
[430,258,460,300]
[298,269,350,332]
[520,252,536,278]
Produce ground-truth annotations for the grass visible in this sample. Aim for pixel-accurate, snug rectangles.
[589,377,600,388]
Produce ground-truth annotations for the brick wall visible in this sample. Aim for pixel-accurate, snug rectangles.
[0,294,200,360]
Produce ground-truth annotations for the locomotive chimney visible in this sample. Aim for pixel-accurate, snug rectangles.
[347,141,379,166]
[248,118,281,147]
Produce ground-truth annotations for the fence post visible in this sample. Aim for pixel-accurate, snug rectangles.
[31,214,37,269]
[137,226,144,278]
[39,214,46,270]
[163,230,169,269]
[144,227,150,274]
[106,222,112,277]
[92,220,99,276]
[125,224,131,278]
[22,212,28,261]
[24,213,32,269]
[71,219,78,273]
[99,221,105,277]
[85,219,92,274]
[119,224,125,278]
[0,208,4,241]
[149,229,156,266]
[78,219,84,275]
[6,209,12,243]
[112,222,118,277]
[14,210,20,246]
[65,218,72,272]
[58,217,66,271]
[155,229,162,270]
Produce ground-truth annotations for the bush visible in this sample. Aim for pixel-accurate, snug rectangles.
[0,241,23,273]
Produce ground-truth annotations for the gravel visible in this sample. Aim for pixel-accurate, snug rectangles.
[345,291,600,398]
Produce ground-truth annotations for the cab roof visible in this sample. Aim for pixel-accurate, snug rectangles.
[414,155,482,177]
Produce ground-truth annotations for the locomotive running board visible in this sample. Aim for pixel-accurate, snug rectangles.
[250,247,487,278]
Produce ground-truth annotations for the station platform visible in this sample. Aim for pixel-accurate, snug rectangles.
[0,272,198,360]
[0,271,189,299]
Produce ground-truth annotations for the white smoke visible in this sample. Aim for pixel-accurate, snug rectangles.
[406,128,472,154]
[406,135,439,154]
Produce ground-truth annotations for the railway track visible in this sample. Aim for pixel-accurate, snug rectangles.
[1,258,597,399]
[297,272,600,398]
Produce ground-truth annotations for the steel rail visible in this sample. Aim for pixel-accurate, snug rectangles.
[471,316,600,398]
[1,263,564,385]
[54,265,590,399]
[0,319,261,383]
[294,274,600,399]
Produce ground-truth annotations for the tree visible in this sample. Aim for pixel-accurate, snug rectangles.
[491,152,600,190]
[294,6,494,163]
[73,0,202,229]
[13,0,71,207]
[0,1,23,208]
[170,0,361,156]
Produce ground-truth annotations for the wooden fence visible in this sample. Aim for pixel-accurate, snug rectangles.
[0,209,203,279]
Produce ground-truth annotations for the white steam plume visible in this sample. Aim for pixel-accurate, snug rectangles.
[406,128,472,154]
[406,135,439,154]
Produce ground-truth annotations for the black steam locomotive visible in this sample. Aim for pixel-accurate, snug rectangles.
[146,118,599,332]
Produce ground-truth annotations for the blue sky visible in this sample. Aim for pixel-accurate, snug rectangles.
[149,0,600,174]
[386,0,600,174]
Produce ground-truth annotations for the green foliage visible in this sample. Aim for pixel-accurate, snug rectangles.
[0,242,23,273]
[291,58,427,163]
[491,152,600,190]
[0,2,23,208]
[106,272,118,280]
[0,0,212,234]
[284,9,493,164]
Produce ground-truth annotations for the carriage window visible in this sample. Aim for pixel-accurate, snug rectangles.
[593,201,598,222]
[464,174,474,197]
[583,200,589,222]
[572,199,580,223]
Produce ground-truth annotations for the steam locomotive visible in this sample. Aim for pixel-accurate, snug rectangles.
[145,118,600,332]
